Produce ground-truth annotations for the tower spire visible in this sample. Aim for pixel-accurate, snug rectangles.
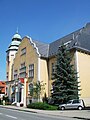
[16,27,18,33]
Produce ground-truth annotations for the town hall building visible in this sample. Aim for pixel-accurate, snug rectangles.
[6,23,90,107]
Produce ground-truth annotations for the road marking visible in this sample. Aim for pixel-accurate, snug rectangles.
[5,114,17,119]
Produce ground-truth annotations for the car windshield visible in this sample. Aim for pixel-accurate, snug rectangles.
[67,100,72,104]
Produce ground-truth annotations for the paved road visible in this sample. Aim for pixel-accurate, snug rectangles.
[0,107,78,120]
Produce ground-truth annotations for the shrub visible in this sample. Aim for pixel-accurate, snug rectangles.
[27,102,57,110]
[3,96,9,102]
[5,101,12,105]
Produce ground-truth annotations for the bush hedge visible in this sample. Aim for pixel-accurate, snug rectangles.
[5,101,12,105]
[27,102,58,110]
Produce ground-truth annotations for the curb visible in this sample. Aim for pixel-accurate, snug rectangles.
[0,105,90,120]
[73,117,90,120]
[0,105,37,113]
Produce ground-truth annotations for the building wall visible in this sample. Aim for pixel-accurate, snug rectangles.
[48,57,56,97]
[6,51,16,81]
[13,37,49,102]
[13,37,39,99]
[13,37,38,82]
[7,36,90,106]
[40,59,48,97]
[48,51,78,98]
[77,51,90,106]
[6,80,15,101]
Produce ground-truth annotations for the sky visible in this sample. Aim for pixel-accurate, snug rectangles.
[0,0,90,80]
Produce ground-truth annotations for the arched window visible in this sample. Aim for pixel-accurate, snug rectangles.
[28,83,33,96]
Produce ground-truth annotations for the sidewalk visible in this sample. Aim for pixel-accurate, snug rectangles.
[0,105,90,119]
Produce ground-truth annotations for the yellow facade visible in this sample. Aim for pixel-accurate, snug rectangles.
[48,57,56,97]
[13,37,38,82]
[77,51,90,106]
[6,23,90,107]
[13,37,39,101]
[6,54,15,81]
[40,59,49,97]
[48,52,75,97]
[7,36,90,106]
[48,50,90,106]
[13,37,49,101]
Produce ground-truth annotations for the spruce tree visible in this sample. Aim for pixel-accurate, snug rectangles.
[51,44,80,103]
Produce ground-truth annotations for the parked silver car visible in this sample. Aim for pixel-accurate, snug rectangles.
[58,99,85,110]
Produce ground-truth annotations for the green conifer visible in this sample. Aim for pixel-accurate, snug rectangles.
[51,44,80,103]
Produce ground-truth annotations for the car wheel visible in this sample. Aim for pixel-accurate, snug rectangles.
[78,106,82,110]
[61,106,65,110]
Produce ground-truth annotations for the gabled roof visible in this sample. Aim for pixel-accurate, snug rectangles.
[49,29,80,56]
[25,36,49,58]
[33,40,49,58]
[49,23,90,56]
[41,23,90,57]
[26,23,90,58]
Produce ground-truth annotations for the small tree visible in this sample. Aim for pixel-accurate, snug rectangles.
[51,44,80,103]
[33,81,46,102]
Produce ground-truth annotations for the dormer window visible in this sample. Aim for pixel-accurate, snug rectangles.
[64,41,71,47]
[59,41,71,48]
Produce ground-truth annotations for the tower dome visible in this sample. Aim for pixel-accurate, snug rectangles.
[6,31,22,52]
[12,32,22,41]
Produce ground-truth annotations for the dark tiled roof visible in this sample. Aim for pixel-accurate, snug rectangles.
[33,40,49,58]
[75,33,90,51]
[49,30,79,56]
[32,23,90,57]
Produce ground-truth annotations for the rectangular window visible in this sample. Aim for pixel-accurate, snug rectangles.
[52,63,55,74]
[21,62,25,68]
[21,47,26,55]
[7,56,9,62]
[14,70,18,80]
[19,62,26,78]
[6,72,8,80]
[28,83,33,95]
[29,64,34,78]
